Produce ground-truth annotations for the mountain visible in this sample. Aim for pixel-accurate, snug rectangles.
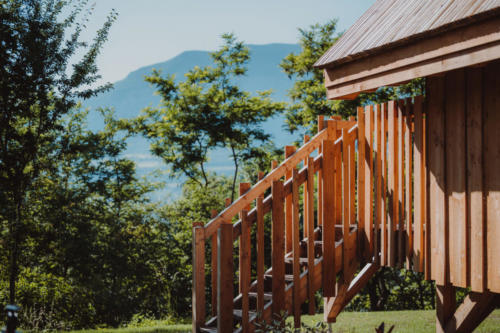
[84,43,301,199]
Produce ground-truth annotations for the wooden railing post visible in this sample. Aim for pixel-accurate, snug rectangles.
[218,222,233,333]
[306,156,316,315]
[317,115,325,228]
[357,107,366,261]
[272,180,285,315]
[322,135,336,297]
[292,168,301,328]
[256,197,265,314]
[239,182,251,293]
[285,145,296,254]
[192,222,205,333]
[210,210,218,317]
[241,210,251,333]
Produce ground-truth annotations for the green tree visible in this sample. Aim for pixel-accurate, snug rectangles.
[128,34,286,200]
[281,20,424,136]
[0,0,116,303]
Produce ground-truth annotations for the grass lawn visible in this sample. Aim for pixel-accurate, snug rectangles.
[68,309,500,332]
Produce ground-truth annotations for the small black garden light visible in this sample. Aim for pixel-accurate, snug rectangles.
[2,305,20,333]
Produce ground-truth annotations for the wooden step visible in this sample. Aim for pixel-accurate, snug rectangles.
[264,273,294,281]
[248,292,272,300]
[200,327,217,333]
[284,256,321,265]
[233,309,258,321]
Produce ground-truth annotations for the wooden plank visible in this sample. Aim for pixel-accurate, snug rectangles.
[285,146,296,254]
[436,284,456,333]
[218,223,234,333]
[342,128,351,276]
[306,157,316,315]
[349,129,356,231]
[322,138,336,297]
[387,100,398,267]
[381,103,388,266]
[413,96,425,272]
[427,76,447,285]
[398,101,405,268]
[423,97,429,281]
[239,183,251,293]
[357,107,366,259]
[484,61,500,293]
[240,210,251,333]
[374,105,382,265]
[271,180,285,314]
[192,224,205,333]
[303,135,310,237]
[210,210,218,316]
[466,67,484,293]
[405,100,413,270]
[445,69,467,288]
[318,115,325,228]
[292,168,301,328]
[365,105,374,259]
[256,197,265,313]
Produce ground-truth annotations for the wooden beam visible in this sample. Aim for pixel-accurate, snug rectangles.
[292,168,301,328]
[436,284,456,333]
[322,137,336,297]
[444,291,498,333]
[240,210,251,333]
[357,107,366,261]
[306,156,316,315]
[285,145,296,254]
[192,224,205,333]
[256,197,265,313]
[272,180,285,315]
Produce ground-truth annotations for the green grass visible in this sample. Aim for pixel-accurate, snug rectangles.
[67,309,500,333]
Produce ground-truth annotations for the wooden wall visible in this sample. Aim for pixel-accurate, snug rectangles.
[427,60,500,292]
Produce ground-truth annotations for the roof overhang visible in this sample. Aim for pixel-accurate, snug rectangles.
[322,15,500,100]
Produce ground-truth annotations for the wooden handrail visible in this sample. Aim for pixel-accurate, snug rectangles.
[203,127,328,239]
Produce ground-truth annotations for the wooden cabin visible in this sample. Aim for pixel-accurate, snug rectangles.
[192,1,500,332]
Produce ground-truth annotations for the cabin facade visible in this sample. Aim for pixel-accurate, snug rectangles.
[192,1,500,332]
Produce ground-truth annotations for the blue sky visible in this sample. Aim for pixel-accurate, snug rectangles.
[83,0,375,85]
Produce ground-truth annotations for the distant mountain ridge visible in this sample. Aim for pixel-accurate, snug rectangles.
[84,43,301,199]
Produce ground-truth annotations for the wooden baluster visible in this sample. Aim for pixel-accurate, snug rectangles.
[241,210,251,333]
[271,160,278,170]
[272,180,285,315]
[317,115,325,227]
[374,105,382,266]
[405,99,414,270]
[239,182,251,293]
[381,104,388,266]
[413,96,425,273]
[292,168,301,328]
[210,210,218,317]
[306,156,316,315]
[218,222,233,333]
[357,107,366,262]
[388,100,398,267]
[256,197,265,314]
[303,134,310,237]
[398,101,405,268]
[322,135,336,297]
[225,198,231,208]
[342,128,351,277]
[364,106,374,260]
[192,222,205,333]
[285,145,296,254]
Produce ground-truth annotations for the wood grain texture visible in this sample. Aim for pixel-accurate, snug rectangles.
[306,157,316,315]
[322,138,336,297]
[405,100,413,270]
[357,107,366,260]
[285,146,296,254]
[318,116,325,228]
[292,168,301,328]
[445,69,467,288]
[272,180,285,314]
[374,105,382,265]
[365,106,374,260]
[240,210,251,333]
[382,104,388,266]
[256,197,265,313]
[388,100,398,267]
[192,225,205,333]
[398,101,405,268]
[217,223,233,333]
[413,96,425,272]
[484,61,500,293]
[427,76,447,285]
[466,67,485,293]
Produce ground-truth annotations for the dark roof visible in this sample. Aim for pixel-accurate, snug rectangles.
[315,0,500,68]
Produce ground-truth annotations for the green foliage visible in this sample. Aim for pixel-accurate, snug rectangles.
[0,0,116,303]
[126,33,286,199]
[281,20,425,136]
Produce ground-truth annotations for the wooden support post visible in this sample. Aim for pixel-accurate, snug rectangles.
[306,157,316,315]
[256,197,265,313]
[210,210,218,316]
[292,168,301,328]
[303,134,310,237]
[382,104,388,266]
[413,96,425,272]
[285,145,296,254]
[218,222,234,333]
[272,180,285,315]
[364,105,374,260]
[239,183,251,293]
[318,115,325,227]
[388,100,398,267]
[192,223,205,333]
[374,105,382,266]
[240,210,251,333]
[357,107,366,261]
[397,101,405,268]
[444,291,498,333]
[322,137,336,297]
[436,284,456,333]
[405,100,413,270]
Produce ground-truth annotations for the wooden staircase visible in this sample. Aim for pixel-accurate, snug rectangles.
[192,111,385,333]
